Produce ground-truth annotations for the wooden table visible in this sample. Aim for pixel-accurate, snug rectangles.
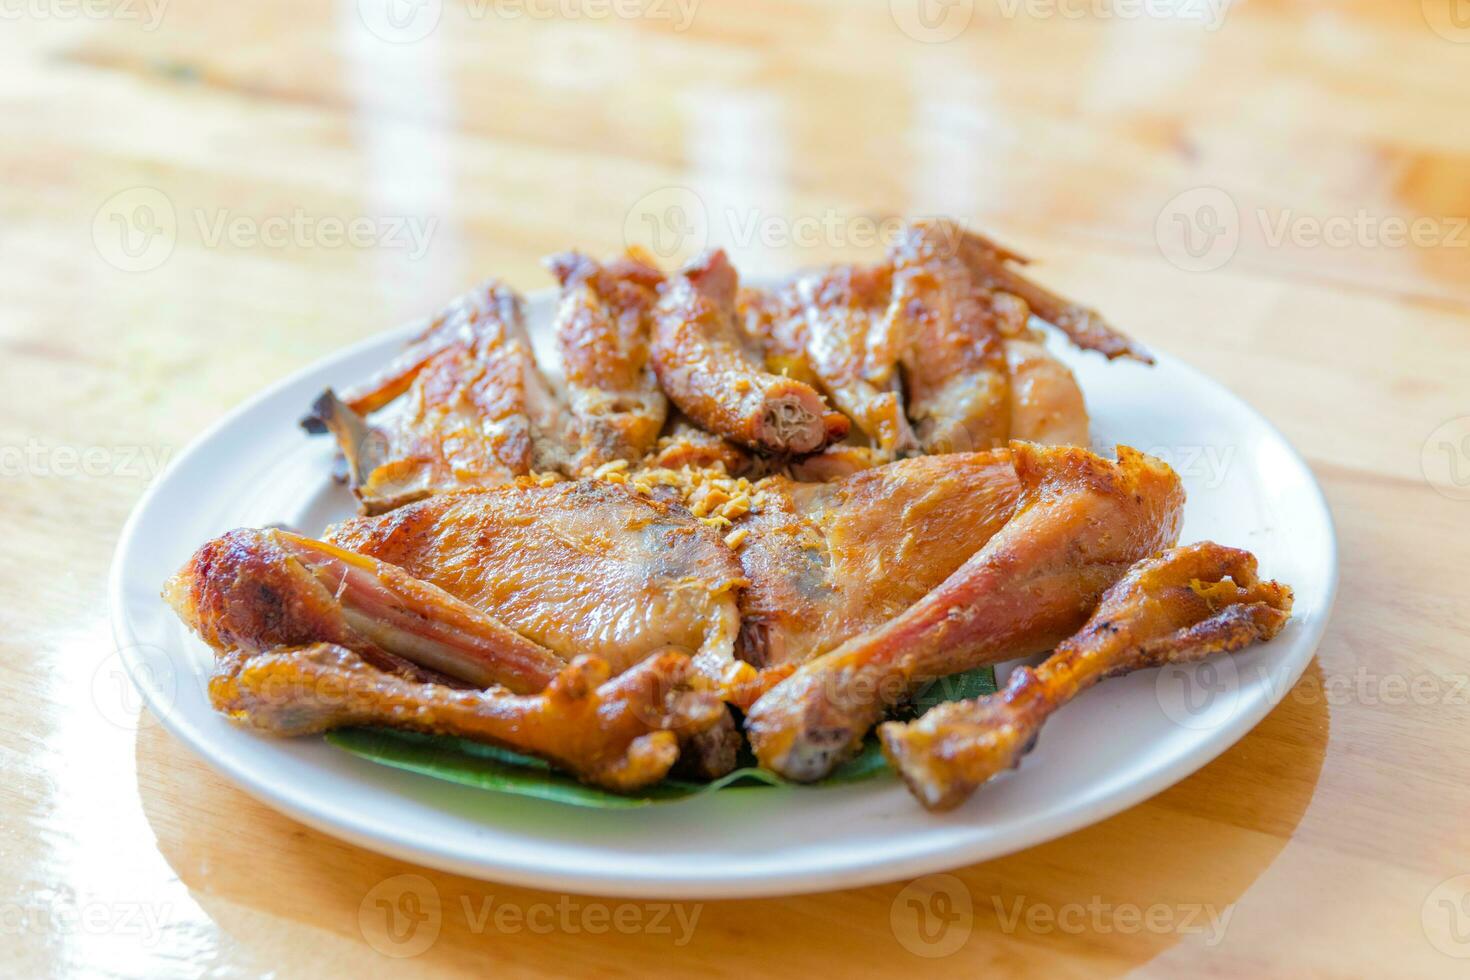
[6,1,1468,975]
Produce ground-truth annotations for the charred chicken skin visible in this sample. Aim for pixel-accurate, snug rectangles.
[879,542,1293,810]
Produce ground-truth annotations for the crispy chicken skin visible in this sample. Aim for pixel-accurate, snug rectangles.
[308,282,572,513]
[737,451,1023,671]
[164,527,566,692]
[325,480,746,685]
[547,250,669,473]
[954,227,1154,363]
[876,220,1019,454]
[880,542,1292,809]
[746,441,1186,782]
[210,645,723,792]
[1003,336,1090,446]
[773,264,917,454]
[652,250,849,455]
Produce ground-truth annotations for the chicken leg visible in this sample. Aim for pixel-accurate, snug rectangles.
[745,441,1185,781]
[879,542,1293,809]
[210,645,722,792]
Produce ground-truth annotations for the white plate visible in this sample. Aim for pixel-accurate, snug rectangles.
[110,289,1336,899]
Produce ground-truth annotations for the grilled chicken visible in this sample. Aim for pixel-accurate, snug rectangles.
[651,250,849,455]
[880,542,1293,809]
[307,282,572,513]
[746,441,1186,781]
[324,479,746,686]
[165,524,727,788]
[210,645,720,792]
[165,527,566,692]
[164,225,1293,803]
[736,451,1023,675]
[547,250,669,473]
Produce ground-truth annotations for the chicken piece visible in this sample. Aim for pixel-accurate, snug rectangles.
[325,479,746,686]
[210,645,723,792]
[644,417,753,476]
[737,451,1022,672]
[952,228,1153,363]
[652,250,849,455]
[880,543,1293,809]
[876,221,1019,454]
[1003,335,1090,446]
[746,442,1185,781]
[772,264,917,455]
[165,527,566,693]
[306,282,573,513]
[547,250,669,474]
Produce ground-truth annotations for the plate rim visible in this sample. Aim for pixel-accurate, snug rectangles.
[109,297,1338,899]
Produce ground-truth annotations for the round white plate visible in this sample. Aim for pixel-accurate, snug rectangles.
[110,290,1336,899]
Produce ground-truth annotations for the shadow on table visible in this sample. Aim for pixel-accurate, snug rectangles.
[136,660,1328,976]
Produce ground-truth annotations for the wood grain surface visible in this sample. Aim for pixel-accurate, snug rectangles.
[5,1,1469,976]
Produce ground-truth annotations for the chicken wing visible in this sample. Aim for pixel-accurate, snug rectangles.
[324,479,746,685]
[880,542,1293,809]
[547,250,668,474]
[746,441,1185,781]
[210,645,722,792]
[876,220,1019,454]
[307,281,573,513]
[652,250,849,455]
[955,227,1154,363]
[768,265,917,455]
[165,527,566,692]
